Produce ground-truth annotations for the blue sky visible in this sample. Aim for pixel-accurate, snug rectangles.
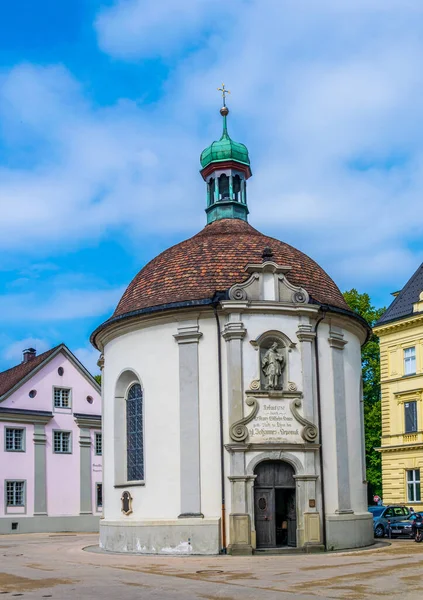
[1,0,423,373]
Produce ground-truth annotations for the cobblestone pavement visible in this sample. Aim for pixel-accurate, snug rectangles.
[0,534,423,599]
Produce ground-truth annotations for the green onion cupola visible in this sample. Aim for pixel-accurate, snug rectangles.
[200,85,252,224]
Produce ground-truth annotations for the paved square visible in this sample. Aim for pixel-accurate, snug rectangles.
[1,534,423,599]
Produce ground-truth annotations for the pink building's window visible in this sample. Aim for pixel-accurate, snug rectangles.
[95,432,102,456]
[53,431,72,453]
[6,481,25,506]
[5,428,25,452]
[54,388,71,409]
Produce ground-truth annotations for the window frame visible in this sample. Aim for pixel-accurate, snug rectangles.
[96,483,103,511]
[95,432,102,456]
[404,400,418,434]
[53,386,72,410]
[5,480,26,510]
[4,427,26,452]
[126,382,144,483]
[407,469,421,503]
[404,346,416,376]
[53,430,72,454]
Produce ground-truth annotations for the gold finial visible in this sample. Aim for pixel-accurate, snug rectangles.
[217,83,230,107]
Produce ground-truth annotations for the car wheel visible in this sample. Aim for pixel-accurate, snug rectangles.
[375,524,385,538]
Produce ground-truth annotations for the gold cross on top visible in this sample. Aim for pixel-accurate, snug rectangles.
[218,83,230,106]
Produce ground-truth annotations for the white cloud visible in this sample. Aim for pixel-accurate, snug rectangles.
[2,1,423,299]
[73,345,101,375]
[3,337,50,363]
[95,0,241,60]
[0,286,124,323]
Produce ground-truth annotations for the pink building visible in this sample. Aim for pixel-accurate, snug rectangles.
[0,344,102,534]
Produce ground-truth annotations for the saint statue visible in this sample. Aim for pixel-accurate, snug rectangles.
[261,342,285,389]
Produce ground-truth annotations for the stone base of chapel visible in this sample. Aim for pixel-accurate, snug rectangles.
[99,518,221,554]
[325,512,374,551]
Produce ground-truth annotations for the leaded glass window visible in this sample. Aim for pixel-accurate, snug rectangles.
[126,383,144,481]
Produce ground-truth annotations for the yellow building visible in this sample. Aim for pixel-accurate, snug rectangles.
[374,266,423,510]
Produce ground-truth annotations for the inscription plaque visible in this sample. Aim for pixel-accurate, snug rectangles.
[248,398,302,444]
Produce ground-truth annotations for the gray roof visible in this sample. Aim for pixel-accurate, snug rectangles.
[376,262,423,325]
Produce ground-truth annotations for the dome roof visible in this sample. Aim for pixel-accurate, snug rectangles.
[200,116,250,169]
[111,219,349,321]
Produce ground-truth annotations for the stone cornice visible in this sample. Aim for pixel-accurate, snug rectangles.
[374,312,423,336]
[376,443,423,452]
[222,321,247,341]
[296,324,316,343]
[0,408,52,425]
[173,323,203,344]
[74,413,101,430]
[328,328,348,350]
[225,442,320,452]
[220,300,319,317]
[381,373,423,385]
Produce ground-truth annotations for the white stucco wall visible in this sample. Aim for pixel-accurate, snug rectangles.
[100,304,372,552]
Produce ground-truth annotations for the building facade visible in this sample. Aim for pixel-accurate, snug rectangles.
[0,344,102,534]
[92,102,374,555]
[374,266,423,510]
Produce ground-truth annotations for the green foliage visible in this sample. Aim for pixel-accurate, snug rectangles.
[94,374,101,386]
[343,289,386,497]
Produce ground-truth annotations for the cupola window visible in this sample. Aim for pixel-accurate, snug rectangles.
[219,174,229,200]
[233,174,241,201]
[208,178,215,206]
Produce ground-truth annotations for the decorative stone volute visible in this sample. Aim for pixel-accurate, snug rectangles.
[229,261,309,304]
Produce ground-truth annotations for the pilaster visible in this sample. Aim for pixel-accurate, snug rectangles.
[296,322,318,475]
[328,325,352,514]
[222,314,246,426]
[174,321,203,518]
[33,424,47,516]
[79,428,93,515]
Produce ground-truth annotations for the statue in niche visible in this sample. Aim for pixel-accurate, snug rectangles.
[261,342,285,390]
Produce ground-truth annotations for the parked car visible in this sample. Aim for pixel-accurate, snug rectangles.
[389,512,423,538]
[369,505,410,538]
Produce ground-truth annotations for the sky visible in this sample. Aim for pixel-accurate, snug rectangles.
[1,0,423,374]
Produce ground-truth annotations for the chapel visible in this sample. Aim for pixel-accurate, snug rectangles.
[91,93,374,554]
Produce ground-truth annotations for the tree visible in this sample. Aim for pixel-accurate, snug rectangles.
[343,289,385,500]
[94,374,101,386]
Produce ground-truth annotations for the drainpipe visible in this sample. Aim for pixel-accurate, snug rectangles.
[314,306,328,550]
[213,304,227,553]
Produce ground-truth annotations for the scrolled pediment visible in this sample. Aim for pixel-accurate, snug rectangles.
[228,261,309,304]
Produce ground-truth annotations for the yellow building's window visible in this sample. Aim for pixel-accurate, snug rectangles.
[404,347,416,375]
[404,401,418,433]
[407,469,421,502]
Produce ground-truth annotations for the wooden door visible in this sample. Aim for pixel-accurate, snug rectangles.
[254,488,275,547]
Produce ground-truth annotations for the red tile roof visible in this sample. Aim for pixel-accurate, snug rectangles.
[0,346,60,398]
[113,218,349,319]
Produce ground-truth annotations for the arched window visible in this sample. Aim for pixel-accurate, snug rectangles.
[219,174,229,199]
[126,383,144,481]
[233,174,241,201]
[208,178,215,206]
